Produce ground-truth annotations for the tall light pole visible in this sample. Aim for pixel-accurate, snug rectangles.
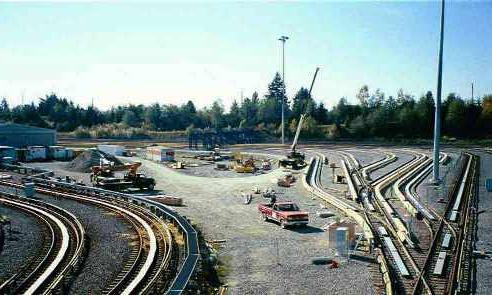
[432,0,445,184]
[471,82,474,102]
[279,35,289,145]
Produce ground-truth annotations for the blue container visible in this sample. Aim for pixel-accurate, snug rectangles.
[24,183,35,198]
[486,179,492,192]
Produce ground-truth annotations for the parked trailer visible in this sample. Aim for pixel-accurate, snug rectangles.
[26,146,47,162]
[146,146,175,162]
[48,146,74,161]
[0,146,16,162]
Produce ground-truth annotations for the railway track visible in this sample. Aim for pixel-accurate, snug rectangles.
[344,154,432,294]
[22,169,199,294]
[413,153,478,295]
[343,150,426,294]
[0,179,176,294]
[304,153,388,294]
[342,149,478,295]
[0,192,86,295]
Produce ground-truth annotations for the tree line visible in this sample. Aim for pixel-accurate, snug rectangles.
[0,72,490,140]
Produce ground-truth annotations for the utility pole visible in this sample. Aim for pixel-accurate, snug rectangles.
[278,36,289,145]
[432,0,445,184]
[471,82,474,103]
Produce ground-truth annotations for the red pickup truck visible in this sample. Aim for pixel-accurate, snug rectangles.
[258,201,309,228]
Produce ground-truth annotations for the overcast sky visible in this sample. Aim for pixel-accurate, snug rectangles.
[1,1,491,110]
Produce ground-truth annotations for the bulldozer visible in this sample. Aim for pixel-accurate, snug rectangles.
[230,152,256,173]
[90,162,155,191]
[280,67,319,170]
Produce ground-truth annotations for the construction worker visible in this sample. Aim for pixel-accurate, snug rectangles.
[269,193,276,206]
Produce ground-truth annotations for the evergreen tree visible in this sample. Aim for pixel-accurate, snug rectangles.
[0,98,10,121]
[259,72,287,124]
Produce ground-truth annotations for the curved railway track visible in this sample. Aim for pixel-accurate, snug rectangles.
[342,149,478,295]
[0,192,86,295]
[342,150,448,294]
[0,180,176,294]
[304,153,387,293]
[344,150,426,294]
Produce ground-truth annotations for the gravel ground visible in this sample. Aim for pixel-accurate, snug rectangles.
[472,150,492,294]
[317,150,350,196]
[29,161,92,184]
[170,160,273,178]
[33,192,135,294]
[138,157,376,295]
[369,150,415,180]
[0,204,43,283]
[342,149,386,167]
[22,144,470,294]
[415,150,460,216]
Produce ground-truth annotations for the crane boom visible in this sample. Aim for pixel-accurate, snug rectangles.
[290,67,320,153]
[291,114,305,152]
[308,67,320,96]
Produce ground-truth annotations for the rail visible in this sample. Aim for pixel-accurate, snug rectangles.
[412,153,475,295]
[0,163,200,294]
[305,154,393,294]
[344,150,428,294]
[0,192,86,295]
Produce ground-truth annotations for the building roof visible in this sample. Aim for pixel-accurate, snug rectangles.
[0,122,56,134]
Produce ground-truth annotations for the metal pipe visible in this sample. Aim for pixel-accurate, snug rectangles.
[279,36,289,145]
[432,0,445,183]
[282,40,285,145]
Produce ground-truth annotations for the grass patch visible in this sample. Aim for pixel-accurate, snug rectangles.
[216,254,232,279]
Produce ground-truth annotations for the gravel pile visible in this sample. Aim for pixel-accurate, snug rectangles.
[67,149,123,172]
[0,205,43,283]
[36,193,134,294]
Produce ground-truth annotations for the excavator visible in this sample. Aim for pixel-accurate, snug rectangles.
[90,162,156,191]
[279,67,320,170]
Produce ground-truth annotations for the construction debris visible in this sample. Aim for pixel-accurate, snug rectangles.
[67,149,123,172]
[278,174,296,187]
[151,195,184,206]
[242,192,252,204]
[252,186,261,194]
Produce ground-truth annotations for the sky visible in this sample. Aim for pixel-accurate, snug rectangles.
[0,1,491,110]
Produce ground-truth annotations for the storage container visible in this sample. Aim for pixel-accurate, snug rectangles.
[0,146,16,162]
[146,146,175,162]
[49,146,72,160]
[26,146,47,162]
[24,182,35,198]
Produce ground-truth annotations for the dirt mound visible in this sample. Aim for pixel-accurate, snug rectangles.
[67,149,123,172]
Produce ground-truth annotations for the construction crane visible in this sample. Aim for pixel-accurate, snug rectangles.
[90,162,156,191]
[280,67,320,169]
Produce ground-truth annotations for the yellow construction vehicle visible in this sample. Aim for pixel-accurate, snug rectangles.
[230,153,256,173]
[90,162,155,191]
